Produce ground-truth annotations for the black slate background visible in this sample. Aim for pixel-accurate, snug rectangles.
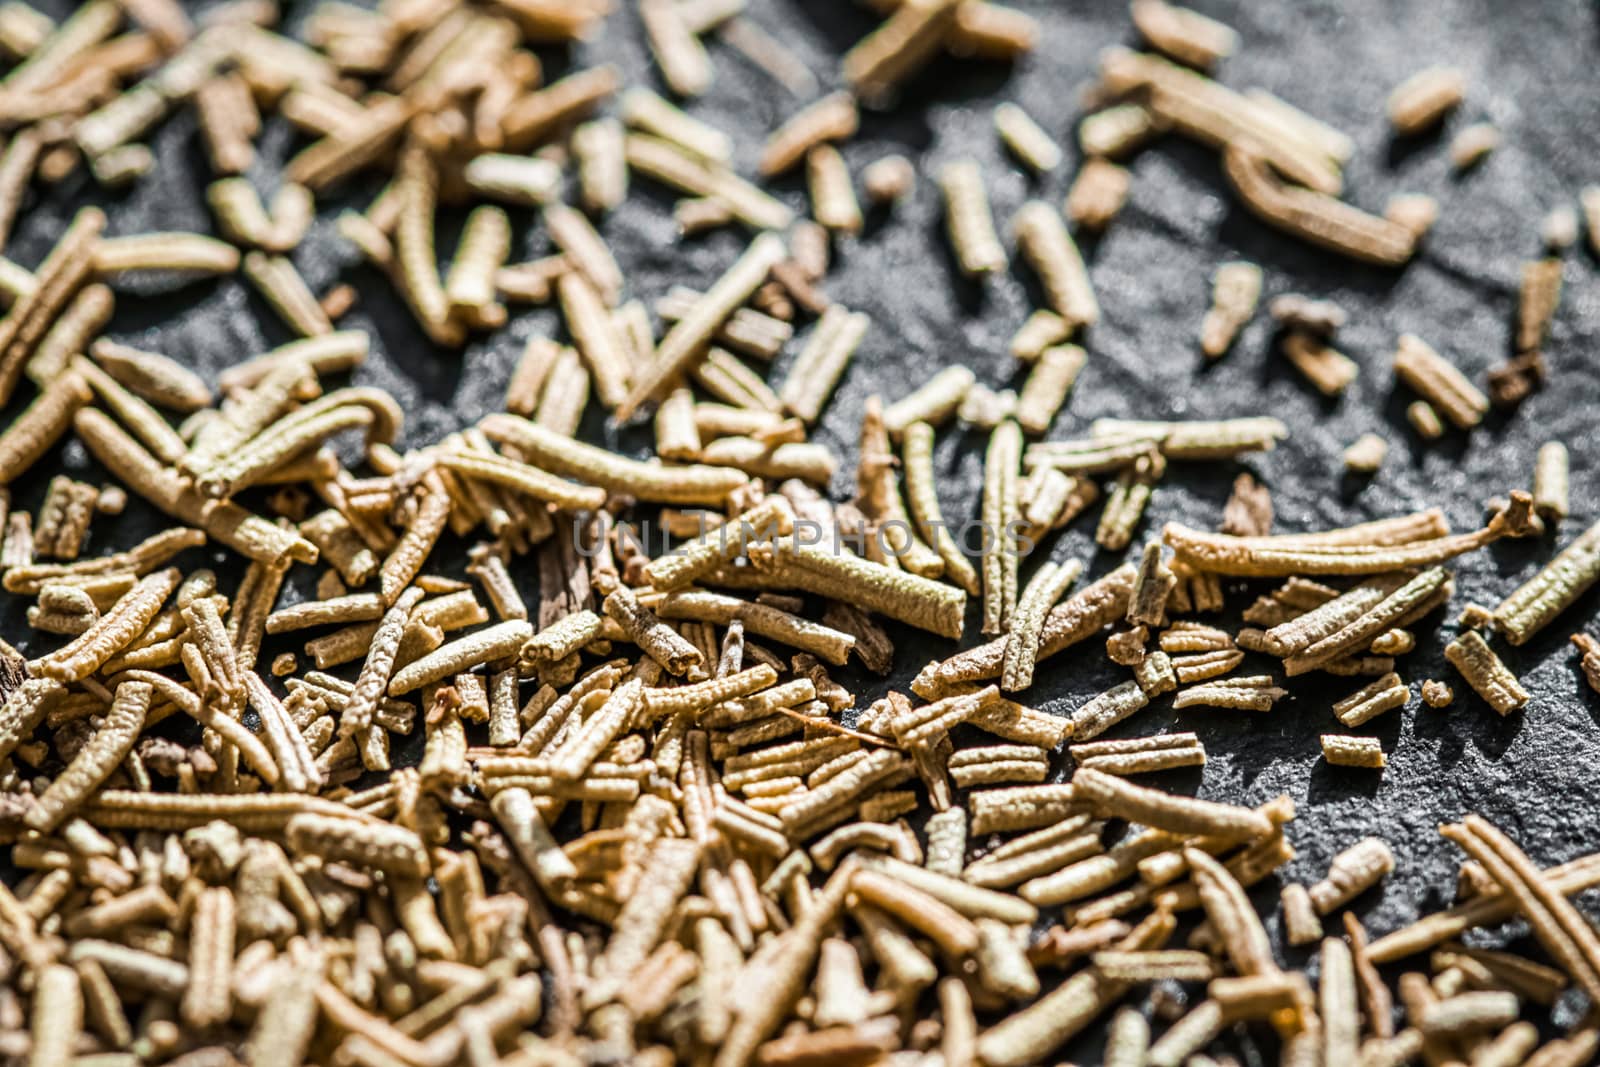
[6,0,1600,1057]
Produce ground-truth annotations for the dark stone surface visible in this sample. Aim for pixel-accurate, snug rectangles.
[6,0,1600,1056]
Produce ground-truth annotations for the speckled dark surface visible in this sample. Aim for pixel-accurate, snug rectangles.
[6,0,1600,1058]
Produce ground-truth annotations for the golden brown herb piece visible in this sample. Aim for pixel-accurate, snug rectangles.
[1394,333,1489,430]
[883,366,975,437]
[90,339,212,412]
[1001,559,1083,692]
[0,206,104,408]
[807,144,863,235]
[1200,261,1262,359]
[1100,48,1340,194]
[1074,767,1273,840]
[941,158,1007,277]
[1492,519,1600,646]
[1449,122,1500,170]
[1165,494,1531,578]
[1097,452,1163,552]
[1172,675,1286,712]
[994,101,1061,172]
[1079,102,1159,159]
[1445,630,1529,714]
[981,419,1023,635]
[1343,432,1389,474]
[1013,199,1098,326]
[1320,734,1385,768]
[903,421,982,595]
[640,0,712,97]
[1011,309,1070,361]
[843,0,962,105]
[618,233,787,419]
[1388,66,1466,135]
[1282,330,1358,396]
[1016,344,1084,435]
[1407,399,1445,440]
[1221,472,1272,537]
[1332,672,1408,727]
[27,282,113,385]
[1517,258,1563,353]
[0,370,93,487]
[573,116,627,214]
[1223,140,1415,266]
[1440,815,1600,1005]
[1130,0,1237,71]
[27,963,82,1067]
[29,678,151,833]
[1533,441,1570,525]
[762,91,860,176]
[862,153,916,205]
[1417,678,1455,708]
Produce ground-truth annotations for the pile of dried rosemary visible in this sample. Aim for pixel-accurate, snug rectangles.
[0,1,1597,1066]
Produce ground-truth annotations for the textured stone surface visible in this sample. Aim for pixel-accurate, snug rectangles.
[4,0,1600,1055]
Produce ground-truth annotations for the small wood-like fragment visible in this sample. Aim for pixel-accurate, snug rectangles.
[605,587,705,677]
[1010,309,1069,361]
[1517,258,1562,353]
[1448,121,1500,170]
[1131,0,1237,70]
[1079,103,1159,159]
[1324,735,1388,767]
[1065,157,1131,233]
[1221,473,1272,537]
[1401,335,1484,431]
[1073,767,1273,840]
[1223,139,1414,266]
[941,159,1007,277]
[843,0,961,106]
[1001,559,1082,692]
[993,102,1061,173]
[807,145,862,235]
[1016,344,1084,436]
[1332,672,1408,727]
[1282,330,1358,396]
[1533,441,1570,525]
[1343,433,1388,474]
[761,92,859,176]
[1269,293,1346,337]
[1388,66,1466,134]
[1200,262,1261,358]
[573,117,627,214]
[1407,399,1445,440]
[617,233,787,419]
[862,154,915,205]
[780,305,869,425]
[1445,630,1529,714]
[1486,349,1547,411]
[1013,200,1098,326]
